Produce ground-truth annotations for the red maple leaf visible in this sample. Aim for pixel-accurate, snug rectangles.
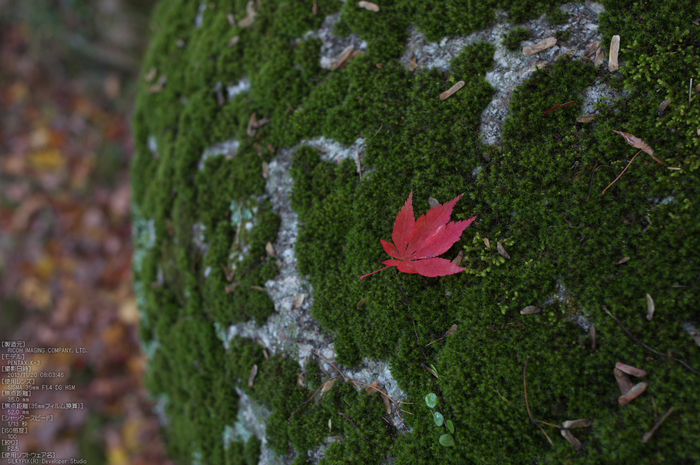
[360,192,476,279]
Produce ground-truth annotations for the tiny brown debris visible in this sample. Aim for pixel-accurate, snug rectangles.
[687,327,700,347]
[520,305,541,315]
[560,429,583,450]
[267,143,276,153]
[292,294,305,310]
[358,1,380,11]
[321,378,336,395]
[227,12,236,25]
[522,37,557,56]
[248,364,258,387]
[228,35,240,47]
[440,80,465,100]
[408,55,418,72]
[238,0,257,28]
[618,381,647,405]
[296,370,305,386]
[423,363,439,379]
[376,63,384,69]
[594,47,605,66]
[590,324,597,350]
[576,114,596,123]
[646,294,655,321]
[365,380,381,395]
[144,67,157,82]
[382,391,392,414]
[446,324,458,337]
[451,251,464,266]
[262,161,270,179]
[357,297,367,309]
[247,112,258,137]
[313,0,318,15]
[658,99,672,116]
[149,75,167,93]
[614,367,634,395]
[428,197,440,209]
[331,45,355,70]
[328,418,332,432]
[484,237,491,249]
[616,362,647,378]
[225,282,240,293]
[497,241,510,259]
[615,256,631,265]
[250,285,266,291]
[608,35,620,72]
[263,349,269,360]
[221,264,235,282]
[265,241,275,256]
[642,406,675,443]
[584,41,601,57]
[563,419,592,429]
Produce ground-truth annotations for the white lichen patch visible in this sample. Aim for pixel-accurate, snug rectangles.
[199,139,241,170]
[400,3,611,146]
[228,78,251,99]
[222,137,408,463]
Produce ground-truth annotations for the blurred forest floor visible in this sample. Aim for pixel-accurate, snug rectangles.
[0,1,174,463]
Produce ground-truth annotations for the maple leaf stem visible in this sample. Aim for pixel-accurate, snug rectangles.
[602,149,642,196]
[360,265,392,280]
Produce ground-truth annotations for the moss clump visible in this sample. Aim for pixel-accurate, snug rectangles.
[502,26,530,51]
[133,0,700,463]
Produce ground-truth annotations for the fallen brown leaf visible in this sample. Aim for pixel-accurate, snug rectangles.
[608,35,620,72]
[594,47,605,66]
[612,130,662,163]
[358,1,380,11]
[497,241,510,259]
[440,80,465,100]
[522,37,557,56]
[576,114,596,123]
[331,45,355,70]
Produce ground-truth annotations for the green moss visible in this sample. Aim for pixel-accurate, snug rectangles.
[133,0,700,463]
[502,26,530,51]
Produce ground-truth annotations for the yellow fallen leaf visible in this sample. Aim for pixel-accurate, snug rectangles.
[29,148,65,171]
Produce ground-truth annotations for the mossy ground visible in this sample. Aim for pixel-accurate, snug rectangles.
[132,0,700,463]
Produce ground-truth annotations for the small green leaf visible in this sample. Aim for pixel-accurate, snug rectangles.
[446,419,455,434]
[439,434,455,447]
[430,363,439,377]
[433,411,444,426]
[425,393,438,408]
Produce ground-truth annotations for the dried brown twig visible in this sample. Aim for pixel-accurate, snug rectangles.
[602,149,642,196]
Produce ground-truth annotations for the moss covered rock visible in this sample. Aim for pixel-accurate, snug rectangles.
[132,0,700,463]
